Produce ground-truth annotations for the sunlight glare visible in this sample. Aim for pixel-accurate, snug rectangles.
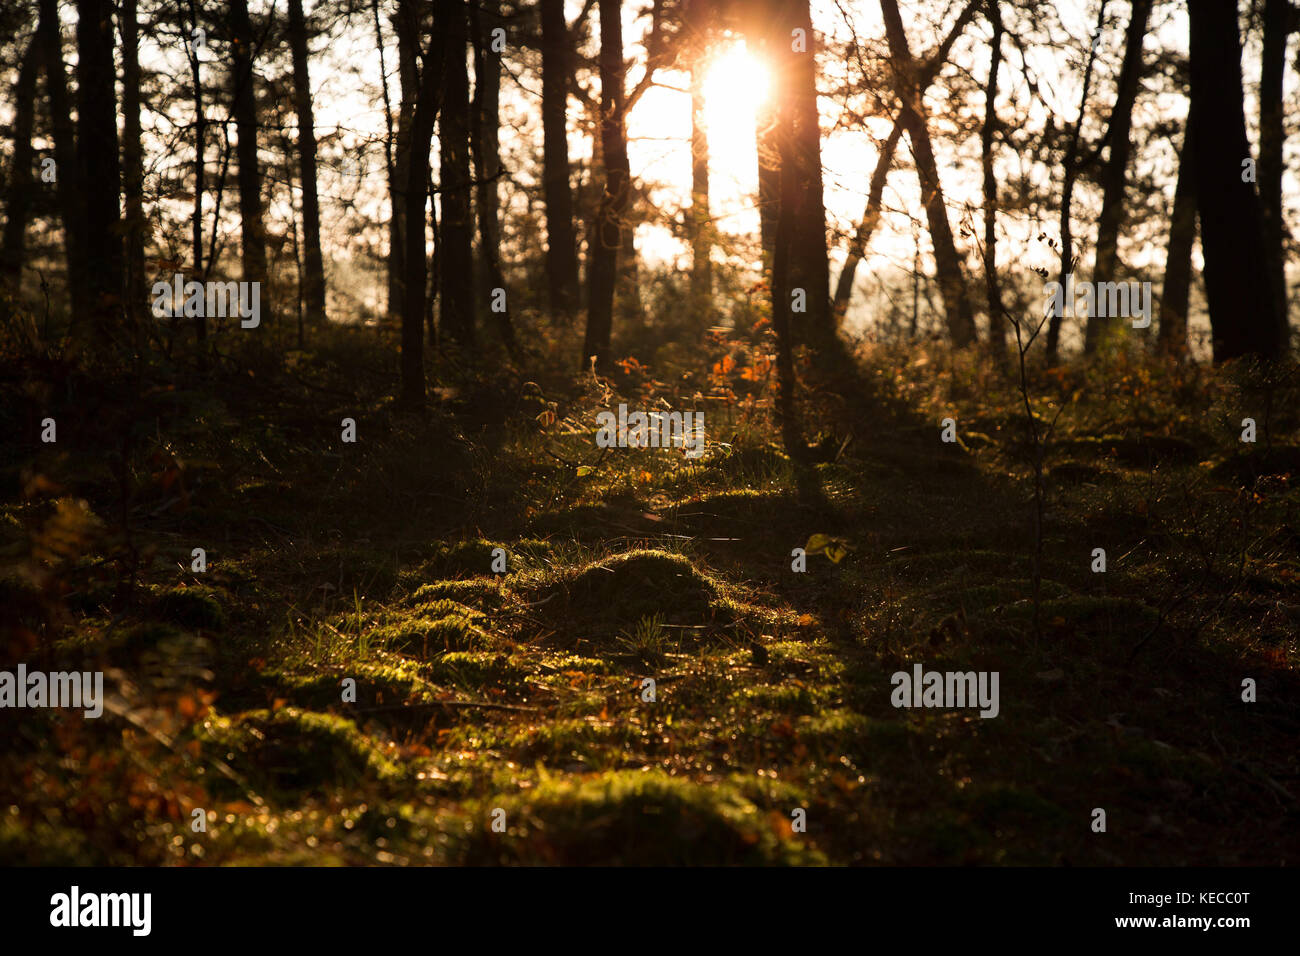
[702,42,769,185]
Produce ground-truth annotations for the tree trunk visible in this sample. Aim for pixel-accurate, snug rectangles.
[470,0,518,355]
[833,120,900,325]
[1085,0,1153,354]
[288,0,328,325]
[880,0,976,348]
[1158,116,1195,359]
[780,0,833,350]
[75,0,123,337]
[756,97,779,270]
[1,35,41,302]
[39,0,89,323]
[186,0,206,342]
[617,206,645,324]
[689,52,713,313]
[372,0,398,324]
[770,49,809,461]
[834,2,976,328]
[1047,0,1106,365]
[230,0,268,298]
[981,0,1006,357]
[120,0,147,331]
[439,0,476,348]
[1187,0,1285,360]
[391,0,419,324]
[1259,0,1293,335]
[400,0,446,406]
[541,0,581,319]
[582,0,629,374]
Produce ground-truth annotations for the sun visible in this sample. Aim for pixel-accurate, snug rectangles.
[700,40,769,193]
[702,41,770,139]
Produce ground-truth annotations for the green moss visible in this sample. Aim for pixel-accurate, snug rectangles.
[453,770,823,865]
[409,578,504,608]
[372,606,488,655]
[735,683,822,715]
[425,651,529,691]
[259,661,432,709]
[202,708,402,795]
[535,550,725,639]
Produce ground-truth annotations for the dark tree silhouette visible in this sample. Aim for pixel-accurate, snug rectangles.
[401,0,447,405]
[1085,0,1153,354]
[439,0,476,348]
[120,0,146,330]
[1188,0,1286,360]
[75,0,123,337]
[582,0,630,374]
[287,0,328,325]
[229,0,268,297]
[980,0,1006,357]
[541,0,581,320]
[0,32,40,305]
[880,0,977,348]
[1047,0,1106,366]
[1259,0,1296,332]
[471,0,518,355]
[1158,115,1196,358]
[40,0,88,323]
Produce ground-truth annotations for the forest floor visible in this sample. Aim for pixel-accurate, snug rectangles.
[2,325,1298,865]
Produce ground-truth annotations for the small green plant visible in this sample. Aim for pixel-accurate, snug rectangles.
[617,612,669,664]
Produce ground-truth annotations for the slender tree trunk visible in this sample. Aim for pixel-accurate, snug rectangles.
[401,0,446,405]
[770,50,808,461]
[881,0,976,348]
[120,0,147,330]
[1187,0,1284,360]
[833,3,976,328]
[230,0,268,297]
[372,0,398,324]
[186,0,206,343]
[756,97,779,270]
[1047,0,1106,365]
[688,2,714,314]
[391,1,419,324]
[617,204,645,324]
[582,0,629,374]
[1259,0,1293,335]
[1158,116,1196,359]
[75,0,123,338]
[541,0,581,319]
[689,54,713,314]
[833,120,900,325]
[39,0,89,323]
[439,0,476,348]
[1,35,41,303]
[777,0,833,351]
[288,0,327,324]
[1085,0,1153,353]
[470,0,518,355]
[981,0,1006,357]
